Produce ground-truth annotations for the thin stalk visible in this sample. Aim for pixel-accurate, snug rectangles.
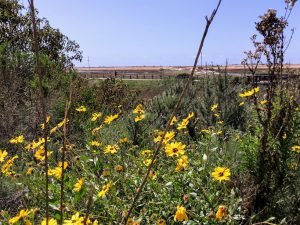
[28,0,49,224]
[60,85,73,225]
[122,0,223,223]
[83,186,95,224]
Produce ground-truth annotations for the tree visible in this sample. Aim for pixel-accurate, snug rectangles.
[0,0,82,144]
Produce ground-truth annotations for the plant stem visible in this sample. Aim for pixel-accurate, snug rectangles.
[122,0,223,223]
[28,0,49,224]
[60,85,73,225]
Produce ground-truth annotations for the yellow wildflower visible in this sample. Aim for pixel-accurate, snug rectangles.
[177,118,189,130]
[50,126,58,134]
[170,116,177,125]
[149,170,158,180]
[75,105,87,112]
[57,119,68,128]
[133,104,145,114]
[119,137,129,143]
[104,114,119,124]
[282,132,287,139]
[211,103,218,111]
[91,112,102,121]
[134,113,145,122]
[211,167,231,182]
[217,120,224,124]
[156,219,166,225]
[214,113,220,118]
[239,101,245,106]
[0,149,8,162]
[176,155,189,171]
[26,167,33,175]
[41,218,58,225]
[154,131,163,143]
[48,162,68,179]
[9,209,30,224]
[1,156,18,175]
[25,220,32,225]
[34,147,53,161]
[63,212,84,225]
[174,205,188,222]
[291,145,300,153]
[141,149,152,156]
[25,137,47,151]
[104,145,119,154]
[154,131,175,144]
[165,142,186,157]
[92,125,103,135]
[73,178,84,192]
[260,99,267,105]
[163,131,175,144]
[40,116,51,130]
[239,87,259,98]
[216,205,228,221]
[186,112,194,120]
[90,141,101,147]
[143,158,153,167]
[98,181,112,198]
[9,135,24,144]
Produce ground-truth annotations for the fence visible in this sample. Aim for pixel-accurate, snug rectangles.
[78,69,300,83]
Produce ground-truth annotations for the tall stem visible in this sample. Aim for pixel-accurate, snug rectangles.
[28,0,49,223]
[122,0,223,223]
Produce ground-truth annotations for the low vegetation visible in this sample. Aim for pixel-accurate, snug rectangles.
[0,0,299,225]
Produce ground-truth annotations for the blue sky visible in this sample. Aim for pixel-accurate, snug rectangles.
[25,0,299,66]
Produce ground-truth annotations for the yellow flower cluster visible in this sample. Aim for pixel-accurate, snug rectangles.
[177,112,194,130]
[98,181,112,198]
[239,87,260,98]
[211,103,218,111]
[154,130,175,144]
[41,218,57,225]
[34,147,53,161]
[8,209,30,224]
[104,114,119,124]
[90,140,101,147]
[50,119,68,134]
[25,137,47,151]
[40,116,51,130]
[48,162,68,179]
[170,116,177,125]
[0,149,8,162]
[175,155,189,171]
[75,105,87,112]
[92,125,103,135]
[133,104,146,122]
[73,178,84,192]
[1,155,18,176]
[91,112,102,121]
[9,135,24,144]
[63,212,97,225]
